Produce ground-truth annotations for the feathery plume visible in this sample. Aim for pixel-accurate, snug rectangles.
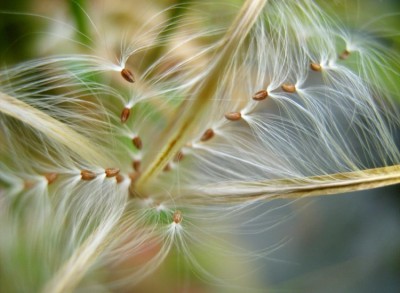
[0,0,399,291]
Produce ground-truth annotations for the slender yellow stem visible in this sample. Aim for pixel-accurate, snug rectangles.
[268,165,400,199]
[197,165,400,203]
[137,0,268,191]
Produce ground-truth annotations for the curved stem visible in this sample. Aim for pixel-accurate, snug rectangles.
[196,165,400,203]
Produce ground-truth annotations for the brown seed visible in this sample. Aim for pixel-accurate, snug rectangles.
[200,128,214,142]
[224,112,242,121]
[173,150,184,162]
[44,173,58,185]
[81,170,96,181]
[121,107,131,123]
[163,163,171,172]
[105,168,120,178]
[132,136,143,150]
[172,210,183,224]
[121,68,135,83]
[339,50,350,60]
[115,174,124,184]
[252,90,268,101]
[132,160,141,172]
[281,83,296,93]
[310,63,322,72]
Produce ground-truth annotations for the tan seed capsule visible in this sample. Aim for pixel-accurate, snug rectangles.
[132,160,141,172]
[252,90,268,101]
[121,107,131,123]
[173,151,184,162]
[120,68,135,83]
[163,163,171,172]
[172,210,183,224]
[339,50,350,60]
[310,63,322,72]
[44,173,58,185]
[200,128,214,142]
[81,170,96,181]
[224,112,242,121]
[132,136,143,150]
[115,174,124,184]
[105,168,120,178]
[282,83,296,93]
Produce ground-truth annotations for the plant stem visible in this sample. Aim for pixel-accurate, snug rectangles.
[137,0,268,192]
[199,165,400,202]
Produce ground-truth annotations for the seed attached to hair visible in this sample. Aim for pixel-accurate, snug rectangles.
[282,83,296,93]
[174,150,184,162]
[310,63,322,72]
[225,112,242,121]
[44,173,58,185]
[132,136,143,150]
[121,68,135,83]
[252,90,268,101]
[132,160,141,172]
[163,163,171,172]
[115,174,124,184]
[200,128,214,142]
[172,210,183,224]
[105,168,120,178]
[121,107,131,123]
[81,170,96,181]
[339,50,350,60]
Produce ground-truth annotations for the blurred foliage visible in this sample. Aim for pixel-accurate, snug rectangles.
[0,1,41,63]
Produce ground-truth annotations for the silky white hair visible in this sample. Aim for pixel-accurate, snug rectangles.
[0,0,399,292]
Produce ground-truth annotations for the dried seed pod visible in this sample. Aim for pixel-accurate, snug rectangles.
[132,136,143,150]
[44,173,58,185]
[133,160,141,172]
[282,83,296,93]
[105,168,120,178]
[252,89,268,101]
[172,210,183,224]
[81,170,96,181]
[225,112,242,121]
[339,50,350,60]
[310,63,322,72]
[200,128,214,142]
[121,107,131,123]
[120,68,135,83]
